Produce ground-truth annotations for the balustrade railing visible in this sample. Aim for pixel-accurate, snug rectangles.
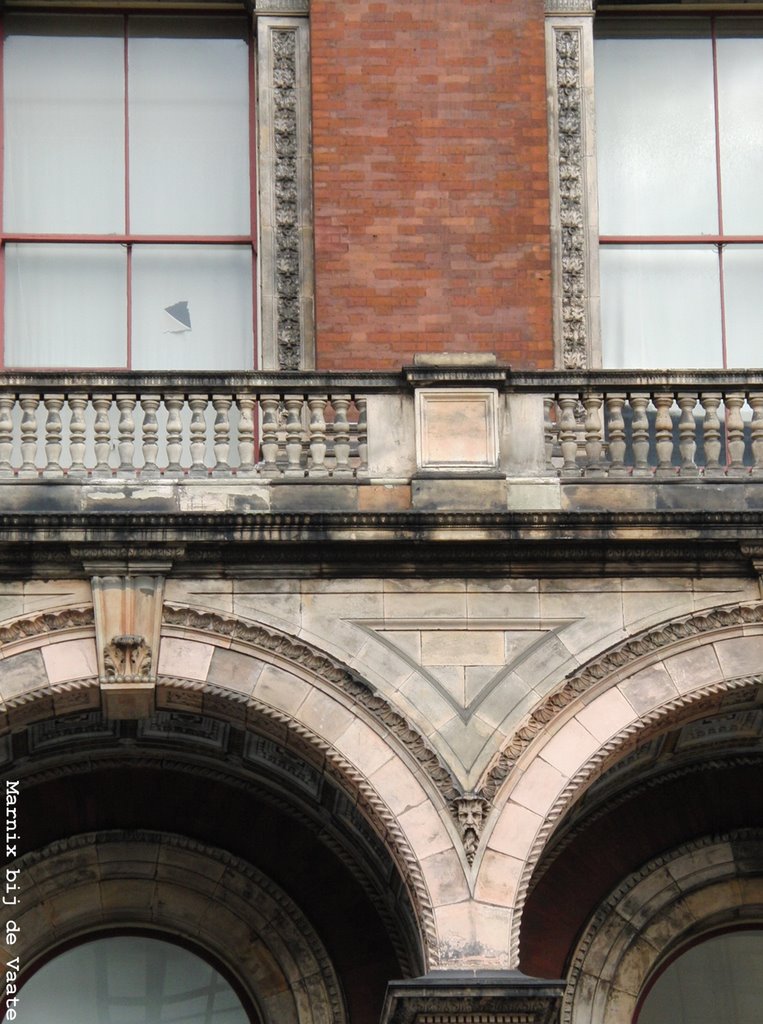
[536,377,763,478]
[0,375,375,479]
[2,370,763,484]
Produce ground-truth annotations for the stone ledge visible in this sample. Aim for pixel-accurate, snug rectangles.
[381,972,565,1024]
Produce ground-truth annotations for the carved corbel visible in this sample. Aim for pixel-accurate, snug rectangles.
[90,565,168,719]
[455,794,488,865]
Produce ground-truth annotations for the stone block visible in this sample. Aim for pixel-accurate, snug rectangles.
[269,482,359,512]
[539,718,600,777]
[0,649,47,698]
[415,388,499,470]
[411,476,508,511]
[421,629,505,666]
[618,663,678,715]
[576,688,636,742]
[421,847,470,905]
[252,663,310,715]
[157,637,215,681]
[663,643,724,694]
[369,755,427,816]
[41,638,98,684]
[509,758,568,816]
[397,799,453,860]
[474,849,523,906]
[487,802,543,860]
[207,647,265,695]
[101,681,155,720]
[334,718,394,775]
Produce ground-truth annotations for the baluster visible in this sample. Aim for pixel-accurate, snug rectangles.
[19,395,40,476]
[116,394,137,474]
[307,396,328,477]
[629,394,651,476]
[583,392,605,476]
[67,393,88,477]
[139,394,160,477]
[557,394,580,477]
[43,395,65,476]
[605,393,627,477]
[283,395,305,477]
[212,394,232,475]
[260,396,281,475]
[725,391,746,476]
[188,396,209,476]
[237,395,256,474]
[356,396,368,475]
[543,396,556,471]
[750,393,763,477]
[331,395,353,477]
[701,392,723,477]
[92,395,113,476]
[653,391,675,477]
[165,394,184,474]
[0,396,14,476]
[676,392,698,477]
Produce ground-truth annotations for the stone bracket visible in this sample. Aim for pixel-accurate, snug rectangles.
[91,570,166,719]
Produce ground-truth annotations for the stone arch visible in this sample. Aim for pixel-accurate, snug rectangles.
[0,602,473,970]
[469,600,763,966]
[561,831,763,1024]
[9,829,347,1024]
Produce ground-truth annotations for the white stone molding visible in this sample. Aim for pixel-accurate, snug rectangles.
[545,8,601,368]
[562,831,763,1024]
[10,829,346,1024]
[257,16,315,369]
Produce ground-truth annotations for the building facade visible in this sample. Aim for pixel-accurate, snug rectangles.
[1,1,763,1022]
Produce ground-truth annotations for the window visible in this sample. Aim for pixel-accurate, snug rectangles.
[6,934,256,1023]
[1,13,256,370]
[636,930,763,1024]
[595,17,763,368]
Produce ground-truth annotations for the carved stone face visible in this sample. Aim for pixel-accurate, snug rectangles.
[457,799,483,831]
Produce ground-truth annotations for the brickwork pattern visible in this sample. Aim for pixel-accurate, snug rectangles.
[311,0,553,369]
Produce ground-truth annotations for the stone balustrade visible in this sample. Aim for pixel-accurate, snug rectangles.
[0,374,375,479]
[2,369,763,513]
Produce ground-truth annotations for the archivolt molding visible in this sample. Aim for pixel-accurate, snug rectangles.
[480,600,763,805]
[3,674,439,971]
[162,604,461,808]
[12,828,345,1024]
[510,672,763,966]
[159,674,440,966]
[0,604,93,646]
[562,829,763,1024]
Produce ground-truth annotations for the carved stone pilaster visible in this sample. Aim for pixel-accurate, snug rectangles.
[258,17,315,369]
[545,10,600,368]
[91,571,166,719]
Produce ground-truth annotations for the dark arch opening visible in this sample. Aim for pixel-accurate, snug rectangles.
[520,691,763,979]
[9,710,425,1024]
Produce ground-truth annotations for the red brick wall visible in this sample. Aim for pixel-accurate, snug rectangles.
[310,0,553,370]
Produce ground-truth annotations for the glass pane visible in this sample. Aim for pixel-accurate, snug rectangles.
[638,931,763,1024]
[723,246,763,368]
[595,20,717,235]
[128,18,251,235]
[131,245,254,370]
[716,20,763,234]
[3,15,124,233]
[6,935,251,1023]
[5,244,126,367]
[600,245,722,368]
